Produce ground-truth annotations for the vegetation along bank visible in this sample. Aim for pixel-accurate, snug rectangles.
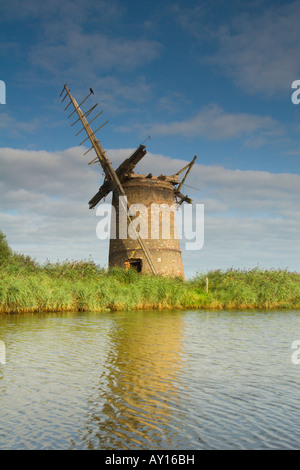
[1,231,300,313]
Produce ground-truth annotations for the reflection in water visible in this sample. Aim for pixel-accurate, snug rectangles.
[82,312,185,450]
[0,310,299,450]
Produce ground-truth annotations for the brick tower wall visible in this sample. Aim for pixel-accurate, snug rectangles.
[108,177,185,278]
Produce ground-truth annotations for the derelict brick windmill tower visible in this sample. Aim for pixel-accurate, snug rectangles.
[60,84,197,277]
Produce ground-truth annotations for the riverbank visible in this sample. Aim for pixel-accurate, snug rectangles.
[1,253,300,313]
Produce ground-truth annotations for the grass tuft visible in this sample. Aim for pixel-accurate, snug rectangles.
[0,237,299,313]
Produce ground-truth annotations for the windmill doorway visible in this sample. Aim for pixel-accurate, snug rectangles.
[129,258,142,273]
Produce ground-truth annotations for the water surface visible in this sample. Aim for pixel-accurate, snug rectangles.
[0,309,299,450]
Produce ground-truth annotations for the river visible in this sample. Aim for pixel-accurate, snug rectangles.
[0,309,299,450]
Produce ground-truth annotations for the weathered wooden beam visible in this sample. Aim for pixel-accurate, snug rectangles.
[68,91,93,119]
[88,145,147,209]
[71,103,98,126]
[63,85,158,276]
[79,121,108,145]
[174,189,192,205]
[157,174,180,184]
[115,145,147,176]
[177,155,197,192]
[88,179,112,207]
[75,111,103,136]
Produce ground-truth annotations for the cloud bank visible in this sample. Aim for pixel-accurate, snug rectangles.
[0,146,299,277]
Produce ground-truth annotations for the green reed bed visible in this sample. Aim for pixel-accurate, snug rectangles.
[0,231,300,313]
[190,268,300,309]
[1,261,300,313]
[0,261,195,313]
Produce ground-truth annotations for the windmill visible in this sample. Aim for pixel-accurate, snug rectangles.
[60,84,197,277]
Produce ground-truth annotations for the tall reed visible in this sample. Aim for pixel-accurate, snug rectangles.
[0,243,300,313]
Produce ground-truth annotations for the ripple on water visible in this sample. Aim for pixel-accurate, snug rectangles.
[0,310,299,449]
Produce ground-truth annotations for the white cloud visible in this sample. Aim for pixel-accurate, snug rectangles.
[170,1,300,97]
[10,0,160,81]
[0,146,299,276]
[29,30,161,76]
[148,104,284,144]
[208,0,300,95]
[0,0,123,23]
[170,3,207,39]
[0,113,40,140]
[0,0,160,112]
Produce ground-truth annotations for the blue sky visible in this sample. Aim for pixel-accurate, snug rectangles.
[0,0,300,277]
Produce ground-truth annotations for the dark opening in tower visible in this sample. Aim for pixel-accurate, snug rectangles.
[129,258,142,272]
